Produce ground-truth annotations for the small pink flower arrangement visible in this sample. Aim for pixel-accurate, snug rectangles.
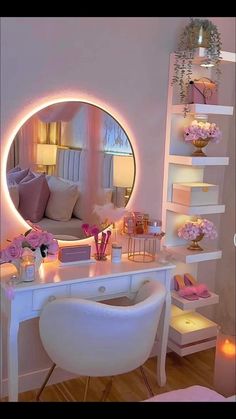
[184,120,222,143]
[0,224,59,263]
[178,218,218,241]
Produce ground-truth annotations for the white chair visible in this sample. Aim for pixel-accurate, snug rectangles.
[36,279,166,401]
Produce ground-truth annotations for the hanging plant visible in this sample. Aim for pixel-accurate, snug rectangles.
[172,18,222,115]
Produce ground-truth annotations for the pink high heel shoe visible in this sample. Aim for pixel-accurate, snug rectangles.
[174,275,198,300]
[184,273,211,298]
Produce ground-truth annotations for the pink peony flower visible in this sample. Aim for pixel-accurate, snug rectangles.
[1,242,23,262]
[0,224,59,263]
[184,120,222,143]
[178,218,217,242]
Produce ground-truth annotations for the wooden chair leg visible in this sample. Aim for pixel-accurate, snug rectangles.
[100,376,113,402]
[139,365,154,398]
[83,377,90,401]
[35,363,56,401]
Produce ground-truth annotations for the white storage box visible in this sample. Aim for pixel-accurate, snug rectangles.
[172,182,219,206]
[169,312,218,346]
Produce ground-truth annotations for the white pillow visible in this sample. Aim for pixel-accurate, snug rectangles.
[8,183,19,209]
[73,187,113,220]
[45,176,80,221]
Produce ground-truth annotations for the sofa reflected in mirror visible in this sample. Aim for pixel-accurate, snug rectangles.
[7,101,135,240]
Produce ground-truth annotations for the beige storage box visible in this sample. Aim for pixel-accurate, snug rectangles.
[172,182,219,206]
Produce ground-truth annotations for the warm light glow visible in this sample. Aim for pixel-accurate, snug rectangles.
[113,155,135,187]
[36,144,57,166]
[171,312,211,332]
[200,62,215,68]
[1,93,139,245]
[221,339,236,357]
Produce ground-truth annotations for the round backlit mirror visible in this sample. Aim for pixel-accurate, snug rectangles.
[6,101,135,240]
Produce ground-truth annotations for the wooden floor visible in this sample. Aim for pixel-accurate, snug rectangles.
[3,348,216,402]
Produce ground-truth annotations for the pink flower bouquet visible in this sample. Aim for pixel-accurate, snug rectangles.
[0,224,59,263]
[184,120,222,143]
[178,218,218,241]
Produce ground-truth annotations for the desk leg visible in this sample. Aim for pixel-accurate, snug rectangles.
[7,320,20,401]
[156,292,171,386]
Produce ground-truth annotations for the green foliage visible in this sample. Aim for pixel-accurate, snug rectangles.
[172,18,222,115]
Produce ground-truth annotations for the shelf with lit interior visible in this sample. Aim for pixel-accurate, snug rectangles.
[166,202,225,215]
[192,48,236,64]
[171,104,234,115]
[171,290,219,311]
[168,155,229,166]
[166,245,222,264]
[168,311,218,356]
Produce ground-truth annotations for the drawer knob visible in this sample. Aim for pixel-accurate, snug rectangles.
[98,286,106,293]
[48,295,56,302]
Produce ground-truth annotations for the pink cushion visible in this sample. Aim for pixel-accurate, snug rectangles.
[7,168,29,185]
[7,165,21,174]
[144,385,226,402]
[18,174,50,223]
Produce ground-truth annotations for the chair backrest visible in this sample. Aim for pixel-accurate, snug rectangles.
[39,280,166,377]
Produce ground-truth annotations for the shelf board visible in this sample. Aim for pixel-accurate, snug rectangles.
[166,202,225,215]
[168,155,229,166]
[193,48,236,64]
[172,104,234,115]
[166,245,222,263]
[168,336,216,357]
[171,290,219,311]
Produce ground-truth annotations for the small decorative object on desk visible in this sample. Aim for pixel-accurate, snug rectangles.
[82,223,112,261]
[0,223,59,282]
[184,120,222,156]
[147,219,162,235]
[127,233,165,263]
[111,243,122,263]
[178,217,217,251]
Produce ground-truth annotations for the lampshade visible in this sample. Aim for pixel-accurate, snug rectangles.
[113,155,134,188]
[36,144,57,165]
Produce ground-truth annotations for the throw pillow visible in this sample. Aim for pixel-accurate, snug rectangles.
[20,170,36,183]
[7,165,21,174]
[7,168,29,185]
[8,183,20,209]
[45,176,79,221]
[18,174,50,223]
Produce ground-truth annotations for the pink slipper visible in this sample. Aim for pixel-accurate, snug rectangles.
[195,283,211,298]
[178,286,199,300]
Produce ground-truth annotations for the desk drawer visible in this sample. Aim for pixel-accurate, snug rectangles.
[33,285,68,310]
[71,276,131,299]
[131,271,166,292]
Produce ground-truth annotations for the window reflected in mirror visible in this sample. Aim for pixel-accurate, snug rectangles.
[7,101,135,241]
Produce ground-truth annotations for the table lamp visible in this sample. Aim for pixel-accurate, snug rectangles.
[113,155,134,207]
[36,144,57,174]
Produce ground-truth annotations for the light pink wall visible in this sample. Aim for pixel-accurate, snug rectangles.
[1,17,235,391]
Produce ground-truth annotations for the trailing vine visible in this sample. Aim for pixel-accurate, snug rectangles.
[172,18,222,116]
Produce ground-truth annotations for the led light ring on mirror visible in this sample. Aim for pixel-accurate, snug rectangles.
[2,94,139,245]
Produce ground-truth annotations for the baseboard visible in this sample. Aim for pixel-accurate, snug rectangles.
[2,366,77,399]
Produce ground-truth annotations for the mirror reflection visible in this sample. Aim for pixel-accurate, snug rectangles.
[7,101,135,240]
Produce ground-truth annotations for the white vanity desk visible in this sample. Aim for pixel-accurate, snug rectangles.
[0,255,175,401]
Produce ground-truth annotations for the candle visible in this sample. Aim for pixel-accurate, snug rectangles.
[20,255,36,282]
[214,332,236,397]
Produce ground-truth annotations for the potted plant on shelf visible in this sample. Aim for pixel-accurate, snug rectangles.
[172,18,222,114]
